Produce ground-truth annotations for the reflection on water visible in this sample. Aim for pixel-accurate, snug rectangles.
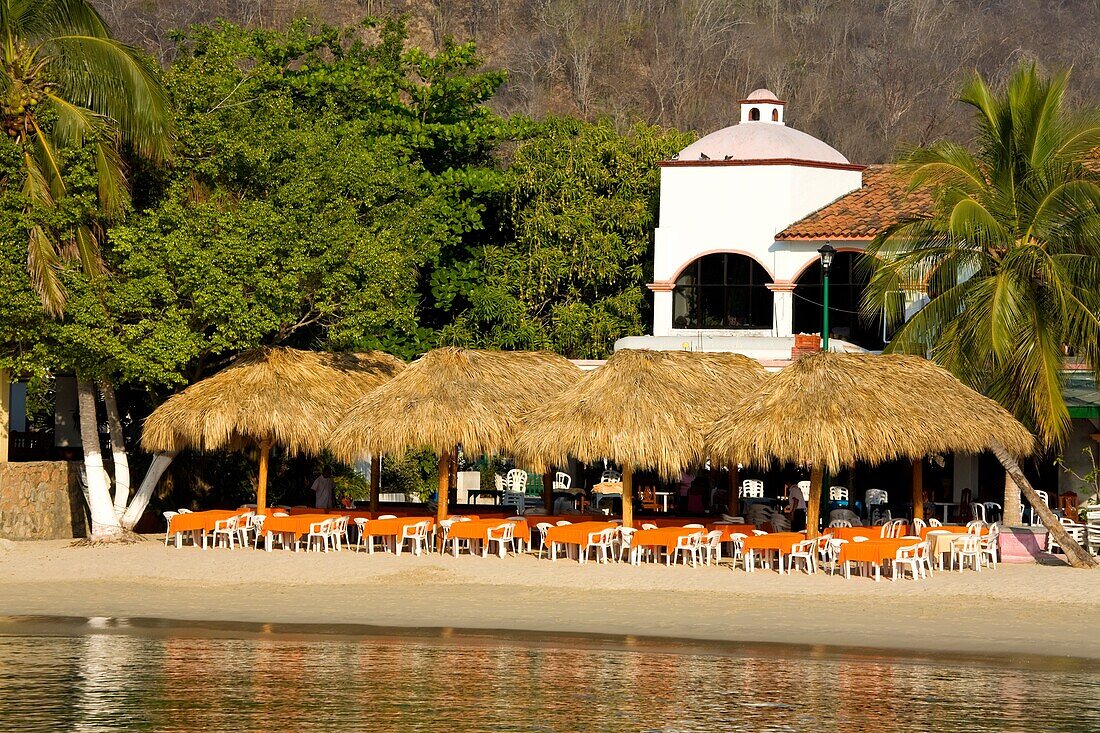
[1,617,1098,733]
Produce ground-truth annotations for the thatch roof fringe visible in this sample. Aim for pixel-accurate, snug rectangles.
[141,347,404,455]
[705,351,1035,472]
[327,347,582,461]
[513,349,766,479]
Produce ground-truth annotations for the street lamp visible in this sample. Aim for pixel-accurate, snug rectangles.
[817,242,836,350]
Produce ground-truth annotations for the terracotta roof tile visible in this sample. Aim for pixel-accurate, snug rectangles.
[776,164,932,240]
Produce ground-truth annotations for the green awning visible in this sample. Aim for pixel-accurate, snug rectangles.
[1065,371,1100,419]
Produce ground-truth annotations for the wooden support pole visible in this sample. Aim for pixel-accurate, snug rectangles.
[543,468,554,512]
[256,440,271,513]
[911,459,924,523]
[806,464,823,539]
[621,466,634,529]
[369,454,381,513]
[437,449,451,523]
[726,465,740,516]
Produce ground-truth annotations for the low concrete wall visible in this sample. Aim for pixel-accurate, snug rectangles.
[0,461,86,540]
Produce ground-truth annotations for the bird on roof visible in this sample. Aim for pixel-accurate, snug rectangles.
[699,153,710,160]
[724,154,733,160]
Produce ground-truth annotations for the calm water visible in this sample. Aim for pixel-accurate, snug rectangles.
[1,617,1097,733]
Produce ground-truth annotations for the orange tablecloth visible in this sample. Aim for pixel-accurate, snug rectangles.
[544,522,616,547]
[361,516,435,538]
[632,527,703,552]
[830,526,889,542]
[447,518,531,543]
[919,525,985,539]
[837,538,916,564]
[262,514,334,539]
[169,510,240,534]
[708,523,757,541]
[741,532,805,554]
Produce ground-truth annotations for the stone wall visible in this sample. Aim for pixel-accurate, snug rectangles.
[0,461,86,540]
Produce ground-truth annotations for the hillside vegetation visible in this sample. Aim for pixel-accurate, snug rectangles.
[92,0,1100,162]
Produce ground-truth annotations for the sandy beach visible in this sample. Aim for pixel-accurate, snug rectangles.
[2,537,1098,660]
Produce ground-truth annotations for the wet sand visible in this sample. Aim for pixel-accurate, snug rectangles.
[2,538,1097,659]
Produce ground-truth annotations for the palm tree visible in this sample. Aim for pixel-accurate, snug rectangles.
[863,63,1100,567]
[1,1,174,539]
[1,0,173,314]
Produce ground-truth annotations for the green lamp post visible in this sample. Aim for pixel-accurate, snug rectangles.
[817,242,835,350]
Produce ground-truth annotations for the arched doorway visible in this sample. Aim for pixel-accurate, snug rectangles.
[672,253,773,329]
[792,251,884,349]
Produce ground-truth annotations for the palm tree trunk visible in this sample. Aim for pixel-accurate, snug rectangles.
[1003,465,1023,526]
[992,443,1097,568]
[100,381,130,518]
[119,451,177,530]
[77,377,121,538]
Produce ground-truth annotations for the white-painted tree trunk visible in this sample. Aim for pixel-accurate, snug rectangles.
[100,381,131,519]
[120,452,177,530]
[77,378,122,538]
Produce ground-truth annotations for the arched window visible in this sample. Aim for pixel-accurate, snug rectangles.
[672,254,773,329]
[792,251,885,349]
[749,107,761,121]
[771,108,779,122]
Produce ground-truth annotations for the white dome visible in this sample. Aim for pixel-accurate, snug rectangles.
[744,88,781,102]
[676,123,850,165]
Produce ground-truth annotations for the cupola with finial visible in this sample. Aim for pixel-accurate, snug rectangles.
[739,88,784,125]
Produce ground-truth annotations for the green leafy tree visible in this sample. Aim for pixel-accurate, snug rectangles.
[863,63,1100,565]
[442,118,692,357]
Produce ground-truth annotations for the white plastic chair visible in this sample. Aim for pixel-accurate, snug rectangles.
[378,514,397,520]
[983,502,1002,523]
[534,522,554,558]
[928,518,942,527]
[582,528,616,564]
[177,508,193,514]
[979,523,1000,569]
[553,471,572,492]
[641,523,658,530]
[828,519,852,528]
[485,523,515,558]
[892,542,928,581]
[683,523,705,529]
[739,480,764,498]
[210,516,240,549]
[668,531,703,567]
[866,488,889,523]
[600,468,621,484]
[1029,490,1050,526]
[396,521,430,556]
[787,538,818,574]
[966,519,985,534]
[305,518,335,553]
[246,514,266,548]
[702,530,724,565]
[828,486,848,503]
[618,526,637,562]
[162,511,178,546]
[911,517,927,534]
[971,502,987,523]
[950,534,983,572]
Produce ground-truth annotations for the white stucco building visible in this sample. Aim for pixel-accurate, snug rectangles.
[617,89,924,360]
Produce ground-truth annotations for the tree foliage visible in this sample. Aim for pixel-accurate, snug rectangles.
[863,63,1100,448]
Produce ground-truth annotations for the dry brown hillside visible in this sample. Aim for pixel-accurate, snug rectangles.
[92,0,1100,163]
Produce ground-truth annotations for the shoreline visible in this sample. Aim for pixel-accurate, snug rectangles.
[2,613,1095,671]
[3,538,1099,660]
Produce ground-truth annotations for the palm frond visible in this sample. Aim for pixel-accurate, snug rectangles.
[48,35,174,161]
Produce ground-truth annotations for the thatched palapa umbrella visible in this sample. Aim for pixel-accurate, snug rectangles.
[142,347,405,511]
[705,351,1042,532]
[512,349,766,527]
[328,348,582,522]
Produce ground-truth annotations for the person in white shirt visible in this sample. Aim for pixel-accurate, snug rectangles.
[787,480,807,532]
[311,467,336,510]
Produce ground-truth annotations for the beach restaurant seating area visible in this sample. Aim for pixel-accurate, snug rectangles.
[162,506,1005,581]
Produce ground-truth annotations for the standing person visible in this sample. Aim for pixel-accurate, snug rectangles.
[787,480,807,533]
[311,467,336,510]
